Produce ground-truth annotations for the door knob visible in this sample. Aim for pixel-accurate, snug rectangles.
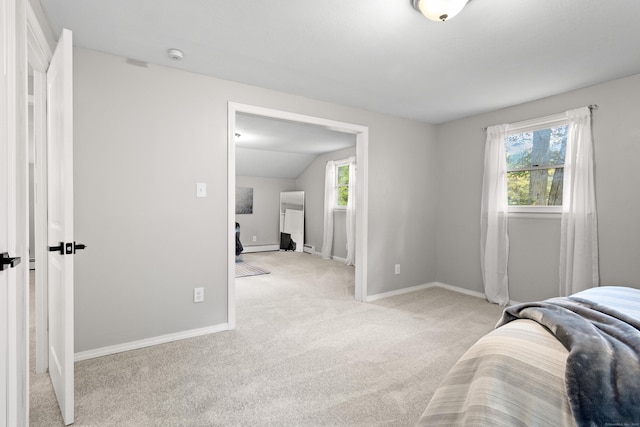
[48,242,87,255]
[48,242,65,255]
[0,252,22,271]
[73,242,87,254]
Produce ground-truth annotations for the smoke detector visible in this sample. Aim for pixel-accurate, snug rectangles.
[168,48,184,61]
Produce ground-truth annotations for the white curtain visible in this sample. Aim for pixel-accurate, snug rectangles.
[480,124,510,306]
[321,161,336,259]
[345,157,356,266]
[559,107,599,296]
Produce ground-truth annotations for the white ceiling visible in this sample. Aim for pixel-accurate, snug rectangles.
[235,113,356,179]
[38,0,640,176]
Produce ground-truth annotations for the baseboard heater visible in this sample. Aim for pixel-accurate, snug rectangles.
[303,244,315,254]
[242,244,280,253]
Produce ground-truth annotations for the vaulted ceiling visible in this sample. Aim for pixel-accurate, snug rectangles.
[38,0,640,177]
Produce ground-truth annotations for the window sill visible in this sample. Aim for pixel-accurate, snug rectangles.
[508,206,561,219]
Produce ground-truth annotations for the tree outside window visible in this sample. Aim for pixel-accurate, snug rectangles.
[505,125,568,206]
[336,163,349,208]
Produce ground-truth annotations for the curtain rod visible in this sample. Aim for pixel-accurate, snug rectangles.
[481,104,599,132]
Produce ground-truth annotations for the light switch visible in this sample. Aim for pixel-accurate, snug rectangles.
[196,182,207,198]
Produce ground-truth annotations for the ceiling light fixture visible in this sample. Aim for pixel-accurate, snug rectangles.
[411,0,470,22]
[168,48,184,61]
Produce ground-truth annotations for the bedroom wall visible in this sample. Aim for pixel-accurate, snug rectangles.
[296,146,356,259]
[235,176,296,248]
[73,47,437,352]
[435,73,640,303]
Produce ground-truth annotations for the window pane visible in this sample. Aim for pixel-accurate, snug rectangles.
[337,186,349,206]
[507,168,564,206]
[337,165,349,185]
[506,125,568,170]
[336,164,349,207]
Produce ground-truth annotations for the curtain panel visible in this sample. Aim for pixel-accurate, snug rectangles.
[480,124,510,306]
[559,107,599,296]
[321,161,336,259]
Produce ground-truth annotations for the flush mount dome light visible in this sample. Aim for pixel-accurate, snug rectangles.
[411,0,470,22]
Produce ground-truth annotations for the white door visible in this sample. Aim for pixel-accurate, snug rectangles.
[47,28,75,426]
[1,4,10,416]
[2,0,28,424]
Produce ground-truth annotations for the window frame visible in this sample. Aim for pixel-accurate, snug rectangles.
[505,112,568,215]
[334,160,350,210]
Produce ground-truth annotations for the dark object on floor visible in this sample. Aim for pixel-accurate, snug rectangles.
[235,222,243,256]
[280,232,296,251]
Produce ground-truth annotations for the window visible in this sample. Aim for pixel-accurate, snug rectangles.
[335,162,350,208]
[505,120,568,210]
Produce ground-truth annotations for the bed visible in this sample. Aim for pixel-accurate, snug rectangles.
[417,286,640,427]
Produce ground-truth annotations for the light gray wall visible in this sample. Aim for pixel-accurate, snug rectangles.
[435,73,640,302]
[296,146,356,258]
[235,176,296,247]
[74,48,437,352]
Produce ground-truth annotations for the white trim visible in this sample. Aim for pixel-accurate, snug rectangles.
[227,107,237,330]
[508,206,562,214]
[32,69,49,374]
[507,112,568,134]
[26,1,52,70]
[432,282,487,300]
[241,244,280,253]
[228,102,370,324]
[355,129,368,302]
[508,211,562,220]
[27,0,53,377]
[74,323,230,362]
[365,282,436,302]
[366,281,521,306]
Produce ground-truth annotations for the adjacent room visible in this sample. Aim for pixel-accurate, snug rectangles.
[3,0,640,425]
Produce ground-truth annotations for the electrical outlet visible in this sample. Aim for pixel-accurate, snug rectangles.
[394,264,401,275]
[193,287,204,303]
[252,235,257,242]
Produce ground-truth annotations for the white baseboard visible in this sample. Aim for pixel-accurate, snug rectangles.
[308,250,346,263]
[432,282,487,300]
[366,282,438,302]
[74,322,229,362]
[366,281,489,303]
[242,244,279,253]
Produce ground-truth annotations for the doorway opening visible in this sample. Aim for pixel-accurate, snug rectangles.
[227,103,369,329]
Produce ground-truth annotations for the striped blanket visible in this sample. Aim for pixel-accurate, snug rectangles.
[417,286,640,427]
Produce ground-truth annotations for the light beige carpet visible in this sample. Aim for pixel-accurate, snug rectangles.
[30,251,503,426]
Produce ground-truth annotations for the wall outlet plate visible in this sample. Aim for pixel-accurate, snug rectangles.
[196,183,207,198]
[194,287,204,303]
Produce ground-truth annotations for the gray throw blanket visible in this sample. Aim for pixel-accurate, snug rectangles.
[496,296,640,427]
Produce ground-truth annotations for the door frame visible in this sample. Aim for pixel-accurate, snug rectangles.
[227,102,369,328]
[1,0,28,424]
[27,0,54,375]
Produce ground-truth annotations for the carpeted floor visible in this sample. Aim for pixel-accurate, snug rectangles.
[235,258,270,278]
[29,251,503,426]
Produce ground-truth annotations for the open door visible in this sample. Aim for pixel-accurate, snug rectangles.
[47,28,75,425]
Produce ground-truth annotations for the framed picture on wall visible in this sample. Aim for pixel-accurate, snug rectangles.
[236,187,254,214]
